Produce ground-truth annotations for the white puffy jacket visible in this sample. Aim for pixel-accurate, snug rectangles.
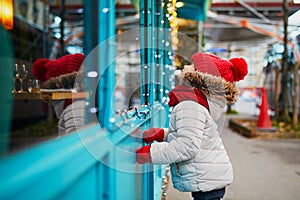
[150,99,233,192]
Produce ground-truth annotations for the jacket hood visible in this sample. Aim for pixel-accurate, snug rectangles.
[207,97,227,120]
[183,71,239,104]
[41,72,83,89]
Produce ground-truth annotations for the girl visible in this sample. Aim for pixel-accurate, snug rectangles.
[136,52,248,200]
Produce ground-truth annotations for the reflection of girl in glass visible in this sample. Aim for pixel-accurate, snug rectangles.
[32,53,86,135]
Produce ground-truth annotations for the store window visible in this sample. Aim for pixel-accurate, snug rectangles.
[1,0,146,154]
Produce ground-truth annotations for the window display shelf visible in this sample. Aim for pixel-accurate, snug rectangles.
[13,91,88,100]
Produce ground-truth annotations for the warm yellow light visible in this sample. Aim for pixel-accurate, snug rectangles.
[167,0,179,51]
[0,0,14,30]
[175,2,184,8]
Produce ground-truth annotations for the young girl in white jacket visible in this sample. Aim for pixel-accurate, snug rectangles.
[136,52,248,200]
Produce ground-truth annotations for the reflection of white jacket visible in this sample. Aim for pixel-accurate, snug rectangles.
[150,100,233,193]
[43,71,86,136]
[55,100,85,135]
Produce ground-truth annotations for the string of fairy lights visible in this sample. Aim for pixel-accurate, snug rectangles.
[166,0,180,51]
[165,0,185,90]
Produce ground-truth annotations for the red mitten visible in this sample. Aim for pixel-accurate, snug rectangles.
[143,128,165,143]
[136,146,151,164]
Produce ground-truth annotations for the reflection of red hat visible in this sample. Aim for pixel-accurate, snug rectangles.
[191,52,248,82]
[32,53,85,82]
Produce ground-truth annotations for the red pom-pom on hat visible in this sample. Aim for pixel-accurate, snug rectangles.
[32,58,51,82]
[229,57,248,82]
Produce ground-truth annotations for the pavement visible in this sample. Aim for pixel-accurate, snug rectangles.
[165,113,300,200]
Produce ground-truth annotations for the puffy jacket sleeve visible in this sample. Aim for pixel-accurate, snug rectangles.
[150,101,207,164]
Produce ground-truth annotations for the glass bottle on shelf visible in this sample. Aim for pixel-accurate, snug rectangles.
[16,64,28,93]
[12,63,19,93]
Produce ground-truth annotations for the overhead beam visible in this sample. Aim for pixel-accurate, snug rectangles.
[49,2,300,12]
[236,0,272,23]
[211,2,299,9]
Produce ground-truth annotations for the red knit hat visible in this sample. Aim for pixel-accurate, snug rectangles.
[32,53,85,82]
[191,52,248,83]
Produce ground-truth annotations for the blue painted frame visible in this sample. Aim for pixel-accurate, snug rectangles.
[0,103,167,200]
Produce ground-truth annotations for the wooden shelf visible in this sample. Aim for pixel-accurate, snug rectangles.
[13,92,88,101]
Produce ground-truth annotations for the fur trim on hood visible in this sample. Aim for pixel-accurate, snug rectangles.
[41,72,83,89]
[183,71,239,104]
